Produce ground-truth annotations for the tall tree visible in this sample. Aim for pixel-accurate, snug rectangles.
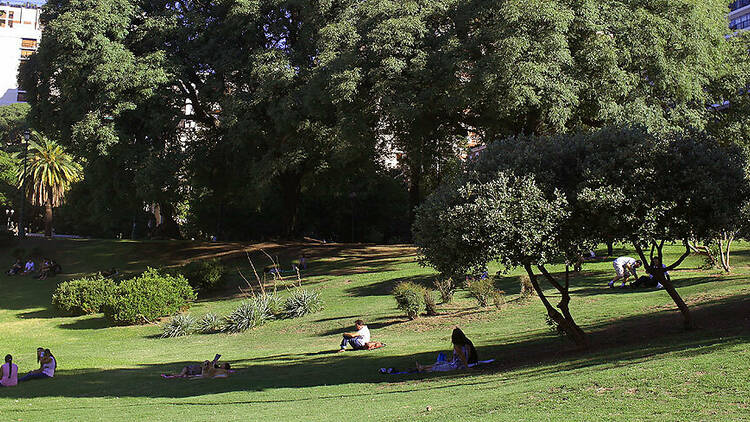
[18,134,83,236]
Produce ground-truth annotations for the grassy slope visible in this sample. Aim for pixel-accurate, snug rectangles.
[0,239,748,421]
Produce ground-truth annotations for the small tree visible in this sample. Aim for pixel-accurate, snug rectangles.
[415,172,588,347]
[578,129,750,328]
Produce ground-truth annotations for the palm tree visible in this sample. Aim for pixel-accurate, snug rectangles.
[17,133,83,237]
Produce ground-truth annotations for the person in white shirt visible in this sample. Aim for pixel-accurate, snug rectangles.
[338,319,370,352]
[608,256,642,288]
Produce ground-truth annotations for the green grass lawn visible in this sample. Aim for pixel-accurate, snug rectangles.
[1,238,749,421]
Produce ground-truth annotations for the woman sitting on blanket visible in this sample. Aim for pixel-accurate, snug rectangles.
[416,327,478,372]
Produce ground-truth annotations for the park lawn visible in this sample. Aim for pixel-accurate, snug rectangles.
[0,239,749,421]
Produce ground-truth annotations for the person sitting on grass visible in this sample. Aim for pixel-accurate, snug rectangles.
[7,259,23,276]
[415,327,478,373]
[608,256,641,288]
[338,319,371,352]
[632,257,667,289]
[1,354,18,387]
[19,348,56,382]
[37,259,51,280]
[21,258,35,276]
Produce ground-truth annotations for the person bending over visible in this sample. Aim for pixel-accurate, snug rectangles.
[338,319,370,352]
[608,256,641,288]
[416,327,478,372]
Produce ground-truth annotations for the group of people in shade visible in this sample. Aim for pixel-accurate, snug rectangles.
[608,256,669,289]
[7,258,61,280]
[1,348,57,388]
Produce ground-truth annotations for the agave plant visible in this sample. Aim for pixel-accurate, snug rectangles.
[196,312,223,334]
[161,313,196,338]
[222,300,270,333]
[283,289,323,319]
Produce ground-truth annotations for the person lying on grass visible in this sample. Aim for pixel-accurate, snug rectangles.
[415,328,478,372]
[337,319,385,352]
[19,348,56,382]
[608,256,641,288]
[194,360,230,379]
[164,354,229,378]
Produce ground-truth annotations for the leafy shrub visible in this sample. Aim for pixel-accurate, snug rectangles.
[493,290,506,310]
[222,299,271,333]
[161,313,196,338]
[52,275,116,316]
[283,289,323,318]
[467,277,496,307]
[520,274,535,298]
[179,259,226,294]
[392,282,425,320]
[103,268,196,325]
[433,278,455,303]
[424,290,438,316]
[196,313,223,334]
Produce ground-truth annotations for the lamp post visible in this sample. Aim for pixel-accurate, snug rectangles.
[18,129,30,239]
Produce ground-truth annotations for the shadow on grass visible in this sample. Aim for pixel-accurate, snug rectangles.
[1,293,748,403]
[344,274,435,297]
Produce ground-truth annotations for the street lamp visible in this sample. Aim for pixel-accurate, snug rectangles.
[18,129,30,239]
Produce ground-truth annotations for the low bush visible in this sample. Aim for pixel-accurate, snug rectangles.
[161,313,196,338]
[393,282,425,319]
[52,275,116,316]
[196,312,223,334]
[283,289,323,318]
[520,274,535,298]
[222,299,271,333]
[467,277,496,307]
[179,259,227,294]
[493,290,506,310]
[433,278,455,303]
[103,268,196,325]
[424,290,438,316]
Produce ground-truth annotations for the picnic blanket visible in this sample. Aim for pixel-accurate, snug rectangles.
[379,359,495,375]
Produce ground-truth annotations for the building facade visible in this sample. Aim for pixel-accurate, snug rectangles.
[730,0,750,30]
[0,2,41,106]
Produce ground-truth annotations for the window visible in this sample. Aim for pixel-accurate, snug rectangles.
[20,49,34,59]
[21,39,37,48]
[16,92,27,102]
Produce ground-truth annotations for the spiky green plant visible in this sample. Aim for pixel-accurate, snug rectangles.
[161,313,196,338]
[283,289,323,319]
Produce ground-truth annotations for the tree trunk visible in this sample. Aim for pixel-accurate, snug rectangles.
[523,264,588,348]
[408,163,422,224]
[634,241,694,329]
[279,171,302,238]
[718,231,734,272]
[606,240,613,256]
[688,241,717,268]
[44,203,53,238]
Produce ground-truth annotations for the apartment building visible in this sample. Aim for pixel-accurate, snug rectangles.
[730,0,750,30]
[0,2,42,105]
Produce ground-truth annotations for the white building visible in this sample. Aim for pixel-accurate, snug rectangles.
[0,2,42,106]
